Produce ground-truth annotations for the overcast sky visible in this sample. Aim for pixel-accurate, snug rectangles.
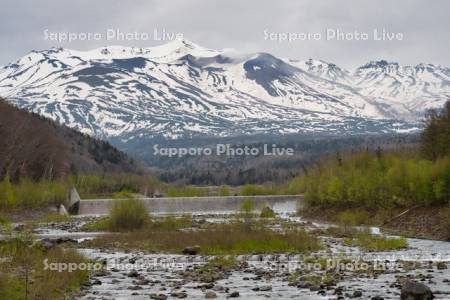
[1,0,449,69]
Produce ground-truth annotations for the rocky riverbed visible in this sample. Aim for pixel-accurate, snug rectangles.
[6,213,450,300]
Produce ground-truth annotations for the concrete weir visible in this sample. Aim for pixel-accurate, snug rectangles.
[71,193,303,215]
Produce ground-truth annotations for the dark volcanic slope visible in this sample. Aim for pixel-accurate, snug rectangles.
[0,99,142,181]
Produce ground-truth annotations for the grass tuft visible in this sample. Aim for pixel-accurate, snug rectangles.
[344,232,408,251]
[84,221,322,254]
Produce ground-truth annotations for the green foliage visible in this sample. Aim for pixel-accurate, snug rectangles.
[39,213,70,224]
[240,198,254,214]
[0,214,10,227]
[108,198,150,232]
[260,206,276,218]
[81,217,111,231]
[72,173,160,198]
[165,185,206,197]
[0,177,69,210]
[113,189,135,199]
[218,185,231,196]
[150,215,193,230]
[344,232,408,251]
[83,215,192,232]
[421,101,450,160]
[86,218,322,254]
[291,151,450,210]
[0,232,90,299]
[283,176,308,194]
[237,199,255,231]
[337,210,369,227]
[240,184,277,196]
[0,173,161,211]
[199,256,237,273]
[0,175,16,208]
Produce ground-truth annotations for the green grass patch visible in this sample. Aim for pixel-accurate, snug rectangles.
[84,221,322,254]
[0,232,90,300]
[82,215,192,232]
[260,206,276,218]
[38,213,70,224]
[198,256,237,273]
[344,232,408,251]
[165,185,207,197]
[240,184,278,196]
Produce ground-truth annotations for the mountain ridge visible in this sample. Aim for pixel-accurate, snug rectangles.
[0,39,448,141]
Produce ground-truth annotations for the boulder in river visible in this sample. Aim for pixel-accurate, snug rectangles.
[229,291,240,297]
[400,280,434,300]
[150,294,168,300]
[436,262,447,270]
[182,245,201,255]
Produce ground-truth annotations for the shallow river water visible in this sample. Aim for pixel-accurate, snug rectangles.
[9,212,449,300]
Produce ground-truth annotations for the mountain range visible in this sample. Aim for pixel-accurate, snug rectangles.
[0,39,448,143]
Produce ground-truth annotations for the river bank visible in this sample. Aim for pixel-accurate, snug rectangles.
[300,205,450,241]
[2,211,448,299]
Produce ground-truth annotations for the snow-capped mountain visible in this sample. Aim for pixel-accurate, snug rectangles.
[0,39,448,141]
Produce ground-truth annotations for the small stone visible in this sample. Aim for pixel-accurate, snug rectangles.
[182,245,201,255]
[309,285,320,292]
[353,290,363,297]
[205,291,217,299]
[171,292,188,298]
[202,283,214,289]
[150,294,168,300]
[135,279,150,285]
[127,270,139,277]
[229,291,240,297]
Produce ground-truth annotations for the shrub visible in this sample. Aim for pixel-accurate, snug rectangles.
[240,184,277,196]
[337,210,369,227]
[260,206,276,218]
[0,175,16,208]
[113,189,135,199]
[337,210,357,228]
[72,173,160,198]
[0,177,69,210]
[294,151,450,210]
[237,199,255,230]
[108,198,150,231]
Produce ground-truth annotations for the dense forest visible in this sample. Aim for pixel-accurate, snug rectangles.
[288,101,450,210]
[0,100,158,209]
[0,99,142,181]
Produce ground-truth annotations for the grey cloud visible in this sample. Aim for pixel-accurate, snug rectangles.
[0,0,449,69]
